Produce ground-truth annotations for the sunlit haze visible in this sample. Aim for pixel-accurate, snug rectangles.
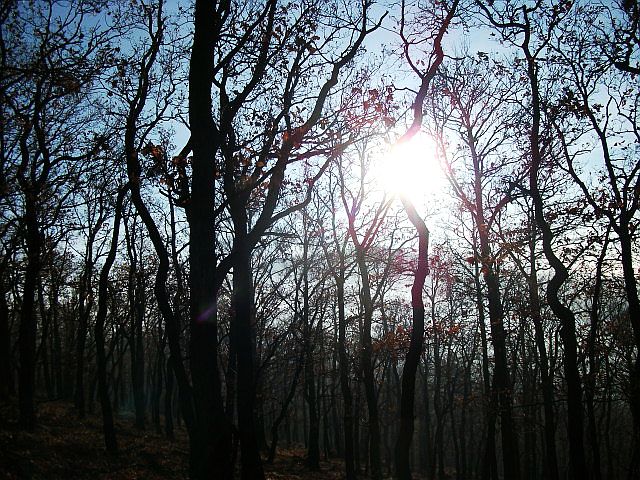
[373,132,448,205]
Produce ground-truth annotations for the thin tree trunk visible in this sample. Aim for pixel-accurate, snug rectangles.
[124,220,146,430]
[585,226,610,480]
[337,278,357,479]
[132,271,146,430]
[75,293,89,417]
[232,233,264,479]
[469,145,520,480]
[165,356,174,440]
[153,340,163,434]
[331,356,342,458]
[305,336,321,469]
[617,225,640,479]
[75,221,98,418]
[421,361,435,479]
[0,282,12,399]
[302,233,320,470]
[357,249,382,480]
[473,246,498,480]
[36,281,53,399]
[395,199,429,480]
[354,383,361,474]
[18,193,40,430]
[268,350,303,463]
[526,218,560,480]
[523,13,587,478]
[460,357,471,480]
[95,185,129,454]
[51,286,62,399]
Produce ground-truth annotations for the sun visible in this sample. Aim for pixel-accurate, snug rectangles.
[373,132,448,205]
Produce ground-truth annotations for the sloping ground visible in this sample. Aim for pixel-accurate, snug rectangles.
[264,449,346,480]
[0,401,348,480]
[0,401,189,479]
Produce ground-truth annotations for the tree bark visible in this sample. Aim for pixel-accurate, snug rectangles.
[0,280,12,400]
[525,218,560,480]
[130,261,146,430]
[187,2,233,478]
[585,226,609,480]
[268,349,303,463]
[460,126,520,480]
[232,232,265,479]
[353,243,383,480]
[302,233,320,470]
[522,12,587,478]
[165,356,174,441]
[95,185,129,454]
[617,224,640,479]
[337,278,357,479]
[471,236,498,480]
[75,222,99,418]
[74,301,89,417]
[18,193,40,430]
[395,199,429,480]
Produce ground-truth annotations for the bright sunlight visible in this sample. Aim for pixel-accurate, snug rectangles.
[373,132,448,204]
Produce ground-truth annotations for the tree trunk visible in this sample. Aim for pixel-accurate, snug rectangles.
[51,286,62,399]
[153,342,163,434]
[433,328,445,480]
[354,383,361,473]
[472,247,498,480]
[305,337,321,470]
[74,301,90,417]
[18,194,40,430]
[523,17,587,478]
[187,1,233,478]
[355,244,382,480]
[95,185,128,454]
[337,278,357,479]
[460,356,471,480]
[534,228,587,480]
[617,224,640,479]
[132,271,146,430]
[472,177,520,480]
[0,282,12,399]
[420,362,435,479]
[165,356,174,440]
[585,226,610,480]
[302,235,320,470]
[36,281,53,399]
[268,350,303,463]
[526,220,559,480]
[232,235,265,479]
[75,226,97,418]
[395,199,429,480]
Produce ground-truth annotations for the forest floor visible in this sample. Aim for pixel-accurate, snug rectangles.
[0,400,349,479]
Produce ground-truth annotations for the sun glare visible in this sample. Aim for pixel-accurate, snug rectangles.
[373,133,447,205]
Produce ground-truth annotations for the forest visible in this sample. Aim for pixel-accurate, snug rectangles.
[0,0,639,479]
